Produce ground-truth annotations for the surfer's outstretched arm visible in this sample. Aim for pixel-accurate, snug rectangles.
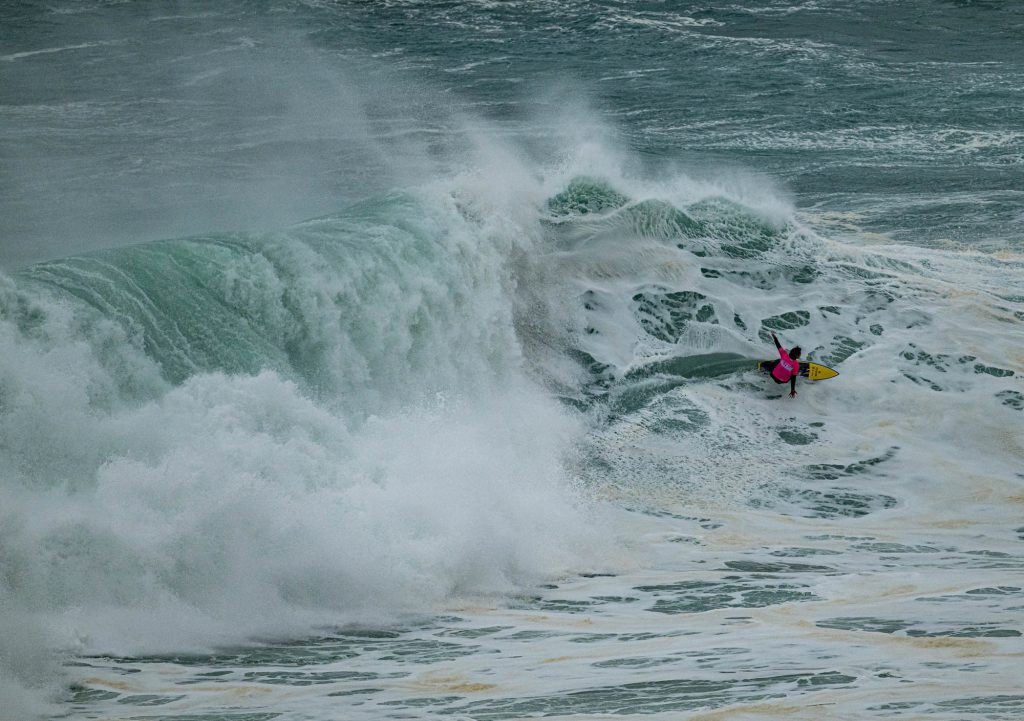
[771,332,782,350]
[790,375,797,398]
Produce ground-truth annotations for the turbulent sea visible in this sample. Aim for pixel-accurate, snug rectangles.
[1,2,1023,719]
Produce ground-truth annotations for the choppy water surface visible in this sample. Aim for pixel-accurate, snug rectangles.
[1,1,1022,720]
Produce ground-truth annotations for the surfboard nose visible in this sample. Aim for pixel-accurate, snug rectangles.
[801,362,840,380]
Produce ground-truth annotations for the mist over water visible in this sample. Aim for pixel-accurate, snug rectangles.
[1,2,475,267]
[2,2,1023,720]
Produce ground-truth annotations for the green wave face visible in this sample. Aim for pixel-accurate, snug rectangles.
[8,191,524,417]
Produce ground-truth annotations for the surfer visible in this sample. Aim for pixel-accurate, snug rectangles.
[764,332,801,398]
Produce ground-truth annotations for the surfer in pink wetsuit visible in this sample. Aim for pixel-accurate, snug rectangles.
[765,332,802,398]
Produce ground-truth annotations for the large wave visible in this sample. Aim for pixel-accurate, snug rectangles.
[3,142,1022,718]
[0,167,609,716]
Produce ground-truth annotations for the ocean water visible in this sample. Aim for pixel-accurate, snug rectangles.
[1,2,1023,720]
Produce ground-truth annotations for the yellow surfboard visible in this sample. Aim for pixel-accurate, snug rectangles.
[758,360,839,381]
[800,362,839,380]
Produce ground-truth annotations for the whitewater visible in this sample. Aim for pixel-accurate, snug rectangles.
[1,2,1022,720]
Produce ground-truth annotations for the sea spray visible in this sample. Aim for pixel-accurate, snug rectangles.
[0,181,611,713]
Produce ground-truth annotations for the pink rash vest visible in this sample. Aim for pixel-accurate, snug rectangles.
[772,347,800,382]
